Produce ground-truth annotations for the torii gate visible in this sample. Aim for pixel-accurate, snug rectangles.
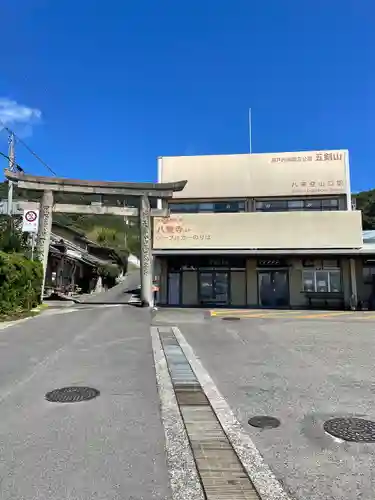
[4,169,187,307]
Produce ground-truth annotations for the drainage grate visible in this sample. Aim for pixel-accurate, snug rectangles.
[248,416,281,429]
[324,417,375,442]
[221,316,241,321]
[175,387,209,406]
[159,328,260,499]
[45,386,100,403]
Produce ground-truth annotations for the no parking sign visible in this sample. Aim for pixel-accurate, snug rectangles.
[22,209,40,233]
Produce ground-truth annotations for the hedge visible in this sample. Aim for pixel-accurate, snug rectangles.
[0,251,43,316]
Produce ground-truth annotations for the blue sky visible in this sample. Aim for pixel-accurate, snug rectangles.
[0,1,373,191]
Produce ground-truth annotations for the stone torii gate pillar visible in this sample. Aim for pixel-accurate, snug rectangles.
[139,194,153,307]
[4,169,187,307]
[37,190,54,297]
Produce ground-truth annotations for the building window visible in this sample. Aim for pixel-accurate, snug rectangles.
[255,198,339,212]
[255,200,288,211]
[287,200,304,211]
[363,266,375,284]
[304,199,322,211]
[322,199,339,210]
[169,200,246,213]
[169,203,199,213]
[302,269,341,293]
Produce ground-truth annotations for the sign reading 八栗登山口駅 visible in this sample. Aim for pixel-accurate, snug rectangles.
[291,178,345,194]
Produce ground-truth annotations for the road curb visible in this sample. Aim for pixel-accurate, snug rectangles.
[0,305,49,331]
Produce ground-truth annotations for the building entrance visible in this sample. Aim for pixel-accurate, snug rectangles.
[258,270,289,307]
[199,271,229,306]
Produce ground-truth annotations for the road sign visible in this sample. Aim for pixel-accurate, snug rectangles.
[22,209,40,233]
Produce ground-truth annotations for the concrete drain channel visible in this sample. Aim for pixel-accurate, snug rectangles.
[159,330,260,500]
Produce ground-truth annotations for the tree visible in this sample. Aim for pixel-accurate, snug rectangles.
[0,216,29,254]
[354,189,375,230]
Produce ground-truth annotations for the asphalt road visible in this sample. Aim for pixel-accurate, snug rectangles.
[0,304,170,500]
[153,309,375,500]
[80,269,141,304]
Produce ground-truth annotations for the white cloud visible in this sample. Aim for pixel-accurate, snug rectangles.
[0,98,41,134]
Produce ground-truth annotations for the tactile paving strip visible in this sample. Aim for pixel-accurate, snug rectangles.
[159,328,259,500]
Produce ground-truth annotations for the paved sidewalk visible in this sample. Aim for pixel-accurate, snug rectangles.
[0,304,170,500]
[171,312,375,500]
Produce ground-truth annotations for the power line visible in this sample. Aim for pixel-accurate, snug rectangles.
[0,120,57,176]
[0,150,24,172]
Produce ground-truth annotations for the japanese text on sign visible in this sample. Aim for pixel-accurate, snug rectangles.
[22,209,40,233]
[271,152,343,163]
[155,217,211,242]
[291,179,345,193]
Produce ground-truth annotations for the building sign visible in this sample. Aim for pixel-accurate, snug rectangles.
[257,259,287,267]
[271,151,343,163]
[22,209,40,233]
[154,216,212,242]
[291,178,345,194]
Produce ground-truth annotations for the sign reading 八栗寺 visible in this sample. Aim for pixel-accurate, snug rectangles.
[22,209,40,233]
[154,216,212,242]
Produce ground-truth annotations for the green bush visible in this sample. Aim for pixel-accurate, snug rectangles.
[0,252,43,316]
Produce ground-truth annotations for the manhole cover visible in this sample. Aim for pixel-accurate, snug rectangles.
[45,386,100,403]
[248,416,281,429]
[221,317,241,321]
[324,417,375,442]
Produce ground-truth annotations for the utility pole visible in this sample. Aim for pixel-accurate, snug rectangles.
[7,132,15,215]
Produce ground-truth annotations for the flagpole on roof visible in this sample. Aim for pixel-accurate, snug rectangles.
[248,108,252,154]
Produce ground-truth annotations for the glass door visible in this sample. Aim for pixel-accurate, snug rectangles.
[199,271,229,306]
[214,272,229,304]
[168,272,181,306]
[199,272,215,304]
[258,270,289,308]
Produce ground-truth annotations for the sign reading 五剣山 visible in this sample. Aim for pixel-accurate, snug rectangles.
[270,151,343,163]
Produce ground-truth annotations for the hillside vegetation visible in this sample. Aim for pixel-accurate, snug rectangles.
[354,190,375,230]
[0,182,140,257]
